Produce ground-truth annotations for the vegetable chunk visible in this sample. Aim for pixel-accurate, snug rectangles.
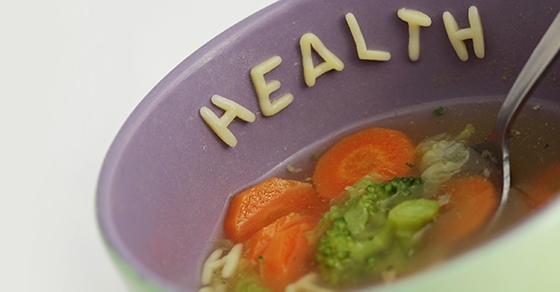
[388,199,440,231]
[243,213,320,262]
[427,175,497,243]
[224,177,329,243]
[313,127,416,199]
[315,177,438,287]
[260,220,318,291]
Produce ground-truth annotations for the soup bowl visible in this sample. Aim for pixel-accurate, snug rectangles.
[96,0,560,291]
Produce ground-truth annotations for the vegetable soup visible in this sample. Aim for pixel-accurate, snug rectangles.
[198,97,560,292]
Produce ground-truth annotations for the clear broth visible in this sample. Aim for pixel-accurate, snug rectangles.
[209,96,560,290]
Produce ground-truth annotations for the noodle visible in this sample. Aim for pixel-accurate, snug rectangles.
[199,243,243,291]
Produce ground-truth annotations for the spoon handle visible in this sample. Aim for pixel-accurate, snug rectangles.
[492,12,560,139]
[485,12,560,224]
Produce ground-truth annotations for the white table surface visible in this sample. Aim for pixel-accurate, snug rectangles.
[0,1,276,291]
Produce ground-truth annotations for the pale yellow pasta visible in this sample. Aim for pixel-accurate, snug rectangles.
[397,8,432,61]
[345,13,391,61]
[199,96,256,147]
[199,243,243,291]
[299,33,344,87]
[442,6,485,61]
[250,55,294,116]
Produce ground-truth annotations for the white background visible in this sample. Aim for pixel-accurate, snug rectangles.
[0,0,275,291]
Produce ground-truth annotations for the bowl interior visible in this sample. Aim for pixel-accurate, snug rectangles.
[97,0,560,290]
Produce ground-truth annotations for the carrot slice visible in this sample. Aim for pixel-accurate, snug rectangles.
[526,162,560,209]
[224,177,329,243]
[312,127,416,199]
[244,213,320,262]
[427,175,497,243]
[260,221,317,292]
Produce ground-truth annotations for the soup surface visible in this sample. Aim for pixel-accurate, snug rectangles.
[198,97,560,292]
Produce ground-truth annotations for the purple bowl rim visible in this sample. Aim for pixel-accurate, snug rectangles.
[95,0,560,290]
[95,0,293,290]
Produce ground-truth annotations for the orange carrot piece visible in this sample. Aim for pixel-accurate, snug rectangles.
[244,212,320,262]
[224,177,329,243]
[312,127,416,199]
[526,162,560,209]
[428,175,497,243]
[260,221,317,292]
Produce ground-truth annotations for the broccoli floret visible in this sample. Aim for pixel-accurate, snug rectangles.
[315,177,438,287]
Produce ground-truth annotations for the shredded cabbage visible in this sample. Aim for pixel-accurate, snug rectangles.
[416,124,475,188]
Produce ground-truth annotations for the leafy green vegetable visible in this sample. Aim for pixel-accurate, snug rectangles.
[315,177,438,287]
[455,124,475,141]
[432,106,445,117]
[416,124,475,188]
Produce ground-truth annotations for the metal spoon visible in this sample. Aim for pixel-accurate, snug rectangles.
[472,11,560,223]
